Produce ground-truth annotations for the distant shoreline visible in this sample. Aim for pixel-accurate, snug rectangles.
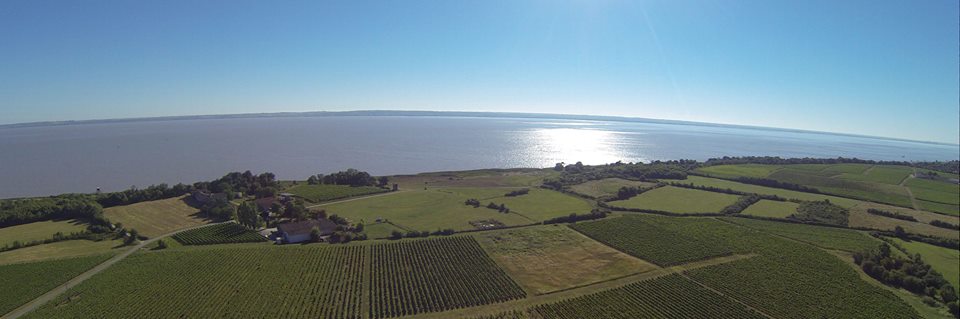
[1,110,958,147]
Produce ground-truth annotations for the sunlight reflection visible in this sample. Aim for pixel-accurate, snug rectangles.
[531,128,631,166]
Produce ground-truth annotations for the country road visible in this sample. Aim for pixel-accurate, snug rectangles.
[2,222,229,319]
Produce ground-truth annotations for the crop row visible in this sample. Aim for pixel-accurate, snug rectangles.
[25,246,366,318]
[570,215,733,266]
[370,236,526,318]
[0,254,112,315]
[532,274,765,319]
[172,223,266,245]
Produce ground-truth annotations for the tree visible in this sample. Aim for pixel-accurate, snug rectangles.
[125,229,140,245]
[156,239,168,250]
[307,175,319,185]
[942,285,958,303]
[894,225,907,239]
[355,223,365,233]
[377,176,389,187]
[390,230,403,240]
[310,227,322,242]
[236,201,260,229]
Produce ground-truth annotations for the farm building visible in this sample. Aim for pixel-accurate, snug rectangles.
[191,190,227,205]
[255,197,276,214]
[277,219,338,243]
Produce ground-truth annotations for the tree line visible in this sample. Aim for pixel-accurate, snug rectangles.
[866,209,918,222]
[305,169,384,187]
[854,243,958,316]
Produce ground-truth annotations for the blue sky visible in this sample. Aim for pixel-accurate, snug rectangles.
[1,0,958,144]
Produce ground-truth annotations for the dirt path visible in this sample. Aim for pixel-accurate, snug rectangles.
[903,168,920,210]
[305,190,407,208]
[2,222,229,319]
[863,164,878,175]
[405,253,757,319]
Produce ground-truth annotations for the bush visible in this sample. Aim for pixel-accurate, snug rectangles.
[390,230,404,240]
[156,239,168,250]
[504,189,529,197]
[930,220,960,230]
[866,209,918,222]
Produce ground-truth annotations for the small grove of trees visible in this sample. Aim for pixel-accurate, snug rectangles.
[486,202,510,213]
[930,220,960,231]
[543,161,691,189]
[464,199,481,208]
[788,200,848,226]
[193,171,278,199]
[236,201,263,229]
[543,209,609,224]
[306,169,385,187]
[389,229,455,240]
[854,243,958,311]
[720,194,762,215]
[504,188,529,197]
[200,198,235,220]
[866,209,918,222]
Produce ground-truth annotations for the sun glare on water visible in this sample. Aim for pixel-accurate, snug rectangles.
[529,128,634,166]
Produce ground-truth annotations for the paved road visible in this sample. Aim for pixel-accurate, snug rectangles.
[2,222,228,319]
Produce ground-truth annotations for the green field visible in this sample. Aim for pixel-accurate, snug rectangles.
[888,237,959,293]
[606,186,740,214]
[696,164,919,209]
[0,254,112,315]
[474,225,656,294]
[286,184,388,203]
[531,274,765,319]
[0,219,88,247]
[172,223,266,245]
[571,215,735,266]
[572,215,916,318]
[370,236,526,318]
[740,200,798,218]
[837,165,913,185]
[696,164,782,179]
[322,187,588,231]
[103,196,208,238]
[363,222,406,239]
[0,239,123,265]
[567,178,655,198]
[905,177,960,216]
[848,202,960,239]
[679,175,861,207]
[720,217,881,252]
[27,245,367,318]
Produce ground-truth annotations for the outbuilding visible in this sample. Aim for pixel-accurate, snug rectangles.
[276,219,338,243]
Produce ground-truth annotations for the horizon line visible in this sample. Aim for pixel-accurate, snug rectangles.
[1,109,958,148]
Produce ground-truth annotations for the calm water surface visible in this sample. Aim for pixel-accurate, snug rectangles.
[1,116,957,198]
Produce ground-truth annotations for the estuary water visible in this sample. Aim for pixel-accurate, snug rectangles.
[0,115,957,199]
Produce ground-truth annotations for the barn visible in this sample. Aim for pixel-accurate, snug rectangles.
[276,219,338,243]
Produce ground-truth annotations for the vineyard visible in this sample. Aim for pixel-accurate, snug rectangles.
[686,244,920,319]
[719,217,880,252]
[25,246,366,318]
[0,254,112,315]
[532,274,766,319]
[369,236,526,318]
[286,184,388,203]
[172,222,267,245]
[570,215,734,266]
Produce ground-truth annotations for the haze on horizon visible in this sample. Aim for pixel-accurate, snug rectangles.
[1,0,958,144]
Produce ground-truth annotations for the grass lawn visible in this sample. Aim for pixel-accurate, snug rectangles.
[568,178,655,198]
[679,175,861,208]
[696,164,780,179]
[474,225,657,295]
[607,186,740,214]
[740,200,798,219]
[320,188,536,231]
[0,239,123,265]
[848,202,960,239]
[0,219,88,247]
[493,188,593,221]
[285,184,387,203]
[889,237,959,293]
[104,196,209,238]
[363,222,406,239]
